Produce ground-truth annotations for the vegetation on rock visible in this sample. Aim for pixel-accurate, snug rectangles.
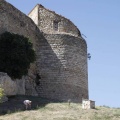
[0,32,36,79]
[0,87,5,103]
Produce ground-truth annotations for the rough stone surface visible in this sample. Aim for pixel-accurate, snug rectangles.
[0,72,17,96]
[28,4,81,36]
[0,95,8,103]
[29,5,89,102]
[0,0,89,102]
[15,78,25,95]
[35,34,88,102]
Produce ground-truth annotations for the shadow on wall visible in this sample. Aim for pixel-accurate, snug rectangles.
[35,33,66,100]
[35,33,87,103]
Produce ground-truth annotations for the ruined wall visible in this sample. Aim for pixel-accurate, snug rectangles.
[36,34,88,102]
[28,4,81,36]
[28,4,88,102]
[0,0,45,96]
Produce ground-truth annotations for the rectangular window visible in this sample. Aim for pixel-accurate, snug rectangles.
[53,21,58,31]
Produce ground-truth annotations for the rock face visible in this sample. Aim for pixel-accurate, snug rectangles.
[0,72,17,96]
[0,0,43,96]
[28,4,81,36]
[15,78,25,95]
[0,95,8,103]
[0,71,38,96]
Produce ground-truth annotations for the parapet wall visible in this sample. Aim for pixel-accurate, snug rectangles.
[36,34,88,102]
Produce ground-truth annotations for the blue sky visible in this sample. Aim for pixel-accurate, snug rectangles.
[6,0,120,107]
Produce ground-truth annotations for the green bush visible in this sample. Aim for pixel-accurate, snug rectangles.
[0,32,36,79]
[0,87,4,103]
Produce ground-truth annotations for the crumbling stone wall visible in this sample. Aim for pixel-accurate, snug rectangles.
[28,4,81,36]
[0,0,42,47]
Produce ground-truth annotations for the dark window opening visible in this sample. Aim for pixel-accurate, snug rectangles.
[35,73,41,85]
[53,21,58,31]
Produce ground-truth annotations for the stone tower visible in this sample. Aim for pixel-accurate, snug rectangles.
[28,4,88,102]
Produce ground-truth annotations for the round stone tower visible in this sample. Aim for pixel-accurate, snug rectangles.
[28,4,88,102]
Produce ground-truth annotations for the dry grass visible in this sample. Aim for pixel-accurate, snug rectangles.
[0,102,120,120]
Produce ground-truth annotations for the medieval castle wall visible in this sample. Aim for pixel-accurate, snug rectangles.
[0,0,88,102]
[28,4,81,36]
[29,4,89,102]
[36,34,88,102]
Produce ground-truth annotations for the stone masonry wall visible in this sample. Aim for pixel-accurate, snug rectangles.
[28,4,88,102]
[0,0,45,96]
[36,34,88,102]
[0,0,89,102]
[28,4,81,36]
[28,4,39,25]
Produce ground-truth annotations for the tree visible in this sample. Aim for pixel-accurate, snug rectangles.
[0,32,36,79]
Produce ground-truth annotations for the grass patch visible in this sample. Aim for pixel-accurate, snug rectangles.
[0,96,120,120]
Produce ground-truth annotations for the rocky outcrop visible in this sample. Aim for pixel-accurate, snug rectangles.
[0,72,38,96]
[15,78,25,95]
[25,76,38,96]
[25,63,38,96]
[0,0,43,96]
[0,72,17,96]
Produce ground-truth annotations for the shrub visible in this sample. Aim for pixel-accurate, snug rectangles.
[0,87,5,103]
[0,32,36,79]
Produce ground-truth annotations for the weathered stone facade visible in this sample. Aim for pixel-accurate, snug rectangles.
[35,34,88,102]
[28,4,81,36]
[29,4,88,102]
[0,0,88,102]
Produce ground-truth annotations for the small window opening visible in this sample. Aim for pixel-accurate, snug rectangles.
[35,73,41,85]
[53,21,58,31]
